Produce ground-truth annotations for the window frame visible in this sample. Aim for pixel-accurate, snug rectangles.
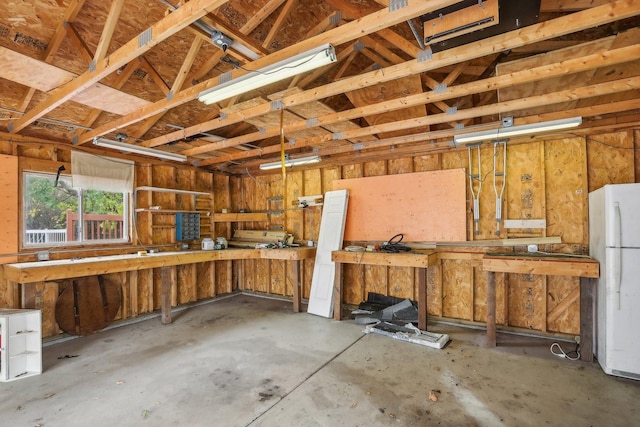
[21,169,131,248]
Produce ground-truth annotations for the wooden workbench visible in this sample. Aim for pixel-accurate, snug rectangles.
[331,250,438,330]
[3,247,316,325]
[482,254,599,361]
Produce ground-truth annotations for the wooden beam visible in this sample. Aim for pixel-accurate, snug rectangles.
[482,256,599,278]
[157,1,640,155]
[18,0,87,112]
[547,286,580,323]
[131,37,205,140]
[263,0,297,48]
[10,0,230,133]
[139,57,171,95]
[93,0,126,63]
[76,0,463,144]
[244,0,288,31]
[540,0,615,11]
[198,55,640,165]
[65,23,94,63]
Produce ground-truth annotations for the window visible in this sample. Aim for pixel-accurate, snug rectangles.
[23,171,129,247]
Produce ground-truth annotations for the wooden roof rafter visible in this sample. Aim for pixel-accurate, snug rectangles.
[92,0,125,65]
[9,0,232,134]
[263,0,297,49]
[160,1,640,159]
[190,41,640,166]
[65,22,94,63]
[225,95,640,174]
[76,0,462,145]
[17,0,87,112]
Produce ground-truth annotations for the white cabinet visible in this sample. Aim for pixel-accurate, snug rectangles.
[0,309,42,382]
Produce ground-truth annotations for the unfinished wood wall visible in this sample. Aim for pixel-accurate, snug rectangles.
[0,144,223,337]
[225,130,638,338]
[1,130,637,338]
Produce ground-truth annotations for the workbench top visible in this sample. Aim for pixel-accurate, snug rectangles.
[3,247,316,284]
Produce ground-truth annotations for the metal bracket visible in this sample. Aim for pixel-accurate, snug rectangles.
[389,0,408,12]
[270,99,284,110]
[218,71,232,85]
[446,106,458,115]
[138,28,152,47]
[306,118,318,127]
[434,83,447,94]
[418,48,433,62]
[329,12,342,26]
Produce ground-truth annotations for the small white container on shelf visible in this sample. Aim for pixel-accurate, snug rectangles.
[0,309,42,382]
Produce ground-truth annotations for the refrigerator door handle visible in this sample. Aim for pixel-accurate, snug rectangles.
[614,202,622,309]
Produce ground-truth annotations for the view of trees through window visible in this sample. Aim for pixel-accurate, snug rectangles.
[24,172,128,245]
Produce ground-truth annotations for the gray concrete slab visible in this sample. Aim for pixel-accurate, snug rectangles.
[1,294,638,426]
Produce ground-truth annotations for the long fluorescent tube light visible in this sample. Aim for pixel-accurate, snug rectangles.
[198,44,337,105]
[93,137,187,162]
[259,155,321,171]
[454,117,582,145]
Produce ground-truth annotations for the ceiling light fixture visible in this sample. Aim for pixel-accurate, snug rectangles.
[453,117,582,145]
[259,155,321,171]
[198,44,337,105]
[93,137,187,162]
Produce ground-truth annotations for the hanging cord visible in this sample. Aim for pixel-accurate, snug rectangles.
[550,341,580,361]
[380,234,411,253]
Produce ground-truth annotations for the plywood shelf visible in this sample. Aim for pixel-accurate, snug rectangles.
[212,213,268,222]
[135,208,209,214]
[134,186,210,196]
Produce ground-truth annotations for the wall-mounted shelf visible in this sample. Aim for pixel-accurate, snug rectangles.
[134,186,210,196]
[134,186,213,244]
[135,209,209,214]
[212,212,269,222]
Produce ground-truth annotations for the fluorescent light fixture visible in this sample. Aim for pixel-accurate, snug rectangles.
[454,117,582,145]
[259,155,321,171]
[198,44,337,105]
[93,137,187,162]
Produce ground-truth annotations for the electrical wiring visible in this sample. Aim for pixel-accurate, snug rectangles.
[550,342,580,361]
[380,233,411,253]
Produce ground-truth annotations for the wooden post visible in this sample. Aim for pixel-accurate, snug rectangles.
[418,267,427,331]
[161,266,172,325]
[292,260,301,313]
[486,271,496,346]
[580,277,595,362]
[333,261,343,320]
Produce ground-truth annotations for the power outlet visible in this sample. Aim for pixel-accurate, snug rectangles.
[36,251,50,261]
[527,244,538,253]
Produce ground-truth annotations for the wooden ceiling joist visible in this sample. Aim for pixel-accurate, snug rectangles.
[92,0,125,64]
[206,72,640,168]
[226,97,640,173]
[157,2,640,159]
[183,40,640,159]
[9,0,231,133]
[77,0,462,145]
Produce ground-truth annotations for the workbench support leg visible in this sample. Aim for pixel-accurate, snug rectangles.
[7,281,20,309]
[333,262,343,321]
[486,271,496,347]
[580,277,595,362]
[292,260,301,313]
[418,268,427,331]
[161,266,172,325]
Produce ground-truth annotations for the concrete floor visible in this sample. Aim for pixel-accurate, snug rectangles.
[1,294,639,427]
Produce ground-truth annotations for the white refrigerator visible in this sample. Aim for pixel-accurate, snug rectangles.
[589,183,640,380]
